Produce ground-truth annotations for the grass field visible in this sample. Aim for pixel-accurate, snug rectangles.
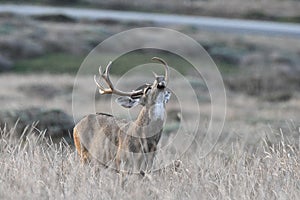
[0,125,299,199]
[14,53,85,74]
[0,74,299,199]
[13,51,190,75]
[0,5,300,199]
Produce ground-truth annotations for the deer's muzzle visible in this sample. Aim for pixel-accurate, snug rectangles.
[157,81,166,89]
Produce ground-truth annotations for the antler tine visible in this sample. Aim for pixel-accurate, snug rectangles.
[94,74,112,95]
[94,63,114,95]
[94,61,143,97]
[100,61,114,90]
[151,57,169,85]
[104,61,112,76]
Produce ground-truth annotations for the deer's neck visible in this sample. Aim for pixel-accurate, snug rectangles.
[126,103,165,139]
[135,103,165,126]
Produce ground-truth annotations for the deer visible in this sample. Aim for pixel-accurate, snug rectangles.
[73,57,171,175]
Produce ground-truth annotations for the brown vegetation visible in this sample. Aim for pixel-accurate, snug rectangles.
[0,125,299,199]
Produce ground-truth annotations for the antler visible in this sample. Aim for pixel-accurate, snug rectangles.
[94,61,143,96]
[151,57,169,85]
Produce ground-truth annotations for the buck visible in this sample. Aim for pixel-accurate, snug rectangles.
[73,57,171,174]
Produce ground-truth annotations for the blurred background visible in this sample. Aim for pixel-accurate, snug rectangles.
[0,0,299,147]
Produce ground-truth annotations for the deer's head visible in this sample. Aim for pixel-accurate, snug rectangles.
[94,57,171,109]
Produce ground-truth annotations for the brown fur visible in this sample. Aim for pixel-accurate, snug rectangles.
[73,128,90,163]
[73,58,170,173]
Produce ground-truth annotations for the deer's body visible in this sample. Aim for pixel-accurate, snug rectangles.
[73,57,170,173]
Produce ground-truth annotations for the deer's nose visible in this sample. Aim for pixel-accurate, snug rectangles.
[157,81,166,89]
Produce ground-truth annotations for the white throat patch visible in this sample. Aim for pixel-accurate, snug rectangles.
[151,103,165,120]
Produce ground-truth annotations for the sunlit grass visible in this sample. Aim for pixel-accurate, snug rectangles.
[0,125,299,199]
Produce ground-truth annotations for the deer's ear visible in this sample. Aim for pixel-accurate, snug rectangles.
[115,96,140,108]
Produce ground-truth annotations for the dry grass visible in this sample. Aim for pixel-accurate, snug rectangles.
[0,74,299,199]
[0,5,299,198]
[0,74,74,113]
[0,124,299,199]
